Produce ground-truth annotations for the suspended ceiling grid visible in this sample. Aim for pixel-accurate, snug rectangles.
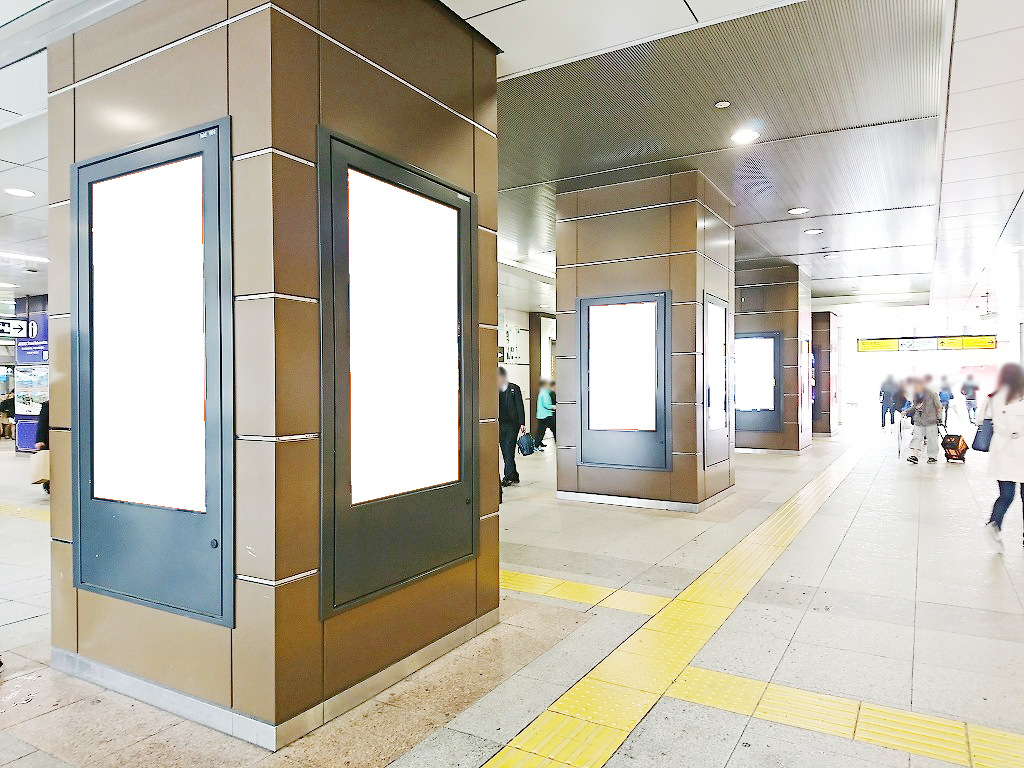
[492,0,948,307]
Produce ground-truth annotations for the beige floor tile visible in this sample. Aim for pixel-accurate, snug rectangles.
[0,669,102,729]
[279,700,439,768]
[89,720,270,768]
[8,690,180,765]
[0,651,44,681]
[499,600,593,638]
[451,622,563,675]
[375,653,508,724]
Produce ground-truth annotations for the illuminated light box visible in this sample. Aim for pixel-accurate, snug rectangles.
[347,169,460,504]
[320,132,477,615]
[578,292,670,471]
[91,156,207,512]
[704,295,730,466]
[587,301,657,431]
[72,120,234,625]
[735,332,783,432]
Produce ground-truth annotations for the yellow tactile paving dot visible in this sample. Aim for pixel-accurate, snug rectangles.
[483,746,568,767]
[588,650,683,694]
[618,628,714,663]
[596,590,671,616]
[753,683,860,739]
[665,666,768,716]
[546,581,616,605]
[549,677,660,731]
[969,724,1024,768]
[510,711,629,768]
[855,704,970,766]
[500,571,566,595]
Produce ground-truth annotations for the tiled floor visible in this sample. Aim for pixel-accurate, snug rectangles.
[2,429,1023,767]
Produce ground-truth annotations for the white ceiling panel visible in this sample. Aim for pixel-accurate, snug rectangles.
[0,213,46,244]
[952,0,1024,41]
[0,1,50,28]
[942,173,1024,202]
[939,193,1020,217]
[941,148,1024,183]
[0,113,47,165]
[0,51,46,116]
[438,0,509,17]
[946,80,1024,131]
[948,27,1024,93]
[685,0,804,23]
[472,0,697,78]
[943,117,1024,160]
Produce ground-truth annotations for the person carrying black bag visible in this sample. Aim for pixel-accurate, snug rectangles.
[498,367,526,487]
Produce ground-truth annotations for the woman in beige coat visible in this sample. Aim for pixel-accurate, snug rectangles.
[983,363,1024,552]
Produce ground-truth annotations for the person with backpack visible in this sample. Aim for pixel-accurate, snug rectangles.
[982,363,1024,552]
[961,374,980,423]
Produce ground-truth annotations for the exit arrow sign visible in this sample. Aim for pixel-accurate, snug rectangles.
[0,318,27,338]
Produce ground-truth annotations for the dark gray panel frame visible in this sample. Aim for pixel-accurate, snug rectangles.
[704,293,730,467]
[577,292,671,471]
[318,128,479,619]
[71,118,234,627]
[735,331,784,433]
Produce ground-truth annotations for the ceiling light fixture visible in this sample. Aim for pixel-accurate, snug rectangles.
[715,101,731,109]
[0,283,19,288]
[0,252,49,263]
[3,188,34,198]
[788,207,810,215]
[804,228,825,235]
[824,253,841,259]
[730,128,760,145]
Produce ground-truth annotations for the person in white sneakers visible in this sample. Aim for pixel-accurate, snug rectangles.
[907,379,943,464]
[983,362,1024,552]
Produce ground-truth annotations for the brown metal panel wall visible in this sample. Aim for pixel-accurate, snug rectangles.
[47,0,498,727]
[554,172,735,505]
[812,311,840,434]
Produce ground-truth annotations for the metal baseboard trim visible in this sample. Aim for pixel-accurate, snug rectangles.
[555,485,735,513]
[51,608,501,750]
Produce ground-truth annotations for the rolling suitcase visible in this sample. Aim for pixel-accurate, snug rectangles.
[940,427,968,463]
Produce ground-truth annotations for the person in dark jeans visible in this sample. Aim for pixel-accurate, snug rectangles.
[982,363,1024,552]
[880,375,899,428]
[498,367,526,487]
[533,379,556,450]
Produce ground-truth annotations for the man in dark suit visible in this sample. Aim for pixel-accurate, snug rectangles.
[498,366,526,487]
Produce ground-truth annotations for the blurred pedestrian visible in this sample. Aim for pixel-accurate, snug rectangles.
[982,363,1024,552]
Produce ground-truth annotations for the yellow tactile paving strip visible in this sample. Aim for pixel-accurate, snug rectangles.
[499,570,671,616]
[483,447,867,768]
[663,666,1024,768]
[0,501,49,522]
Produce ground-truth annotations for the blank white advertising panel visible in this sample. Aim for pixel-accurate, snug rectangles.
[735,336,776,411]
[348,169,460,504]
[90,156,207,512]
[587,301,657,431]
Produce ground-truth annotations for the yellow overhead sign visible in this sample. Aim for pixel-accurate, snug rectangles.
[858,339,899,352]
[962,335,997,349]
[858,335,997,351]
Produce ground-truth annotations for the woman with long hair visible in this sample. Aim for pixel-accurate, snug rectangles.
[983,362,1024,552]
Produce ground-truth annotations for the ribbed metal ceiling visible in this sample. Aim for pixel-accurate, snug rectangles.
[495,0,948,299]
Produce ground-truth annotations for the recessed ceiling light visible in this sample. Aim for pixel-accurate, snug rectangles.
[804,228,825,235]
[0,252,49,263]
[730,128,760,145]
[788,207,810,215]
[715,101,731,109]
[3,188,34,198]
[0,283,19,288]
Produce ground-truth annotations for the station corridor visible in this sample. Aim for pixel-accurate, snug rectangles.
[2,432,1023,768]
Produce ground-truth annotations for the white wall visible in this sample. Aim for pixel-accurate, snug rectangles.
[499,309,531,415]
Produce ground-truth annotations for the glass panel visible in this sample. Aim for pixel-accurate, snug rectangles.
[348,169,460,504]
[706,301,727,431]
[588,301,657,431]
[735,336,777,411]
[91,156,207,512]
